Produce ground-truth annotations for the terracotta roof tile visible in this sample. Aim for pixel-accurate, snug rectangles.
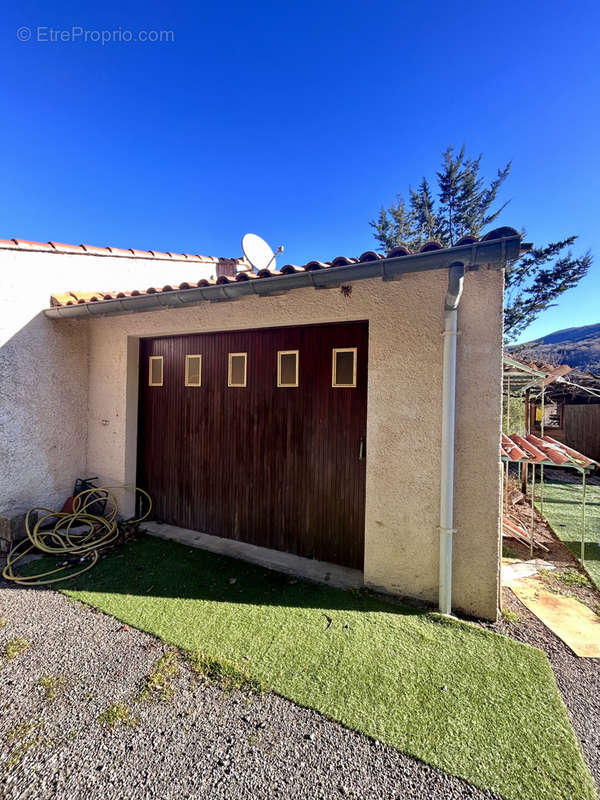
[14,238,56,251]
[387,246,411,258]
[128,248,154,258]
[501,432,597,468]
[279,264,304,275]
[501,433,528,461]
[50,292,76,307]
[481,226,519,241]
[304,260,329,270]
[48,241,86,254]
[105,246,133,257]
[80,244,111,255]
[69,292,102,303]
[0,236,249,267]
[0,228,526,309]
[357,251,382,262]
[330,256,358,267]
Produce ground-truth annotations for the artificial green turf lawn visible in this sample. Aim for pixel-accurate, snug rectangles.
[536,477,600,590]
[33,537,595,800]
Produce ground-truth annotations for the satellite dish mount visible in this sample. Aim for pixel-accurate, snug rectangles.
[241,233,284,273]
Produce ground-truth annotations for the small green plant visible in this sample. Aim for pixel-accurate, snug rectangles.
[3,720,45,772]
[37,675,65,700]
[6,721,41,746]
[4,638,29,660]
[190,653,265,694]
[501,608,521,625]
[138,650,180,702]
[554,569,591,588]
[502,545,517,559]
[539,568,591,595]
[0,617,8,628]
[98,703,137,728]
[537,571,572,597]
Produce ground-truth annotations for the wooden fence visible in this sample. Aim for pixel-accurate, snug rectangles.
[564,404,600,462]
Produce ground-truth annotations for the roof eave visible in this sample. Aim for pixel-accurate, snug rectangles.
[44,234,523,320]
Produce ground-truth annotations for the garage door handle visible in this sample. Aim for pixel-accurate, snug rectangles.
[359,437,365,460]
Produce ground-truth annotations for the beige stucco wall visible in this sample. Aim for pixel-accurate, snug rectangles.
[83,268,504,619]
[0,248,215,512]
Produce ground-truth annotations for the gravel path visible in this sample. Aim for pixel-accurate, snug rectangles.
[0,582,500,800]
[487,588,600,793]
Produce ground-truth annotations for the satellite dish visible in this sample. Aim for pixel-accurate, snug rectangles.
[241,233,283,272]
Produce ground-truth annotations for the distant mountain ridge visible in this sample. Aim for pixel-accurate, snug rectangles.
[512,322,600,373]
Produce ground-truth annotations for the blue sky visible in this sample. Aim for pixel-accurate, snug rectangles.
[3,0,599,343]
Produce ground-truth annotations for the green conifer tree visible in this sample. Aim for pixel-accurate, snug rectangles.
[370,146,591,339]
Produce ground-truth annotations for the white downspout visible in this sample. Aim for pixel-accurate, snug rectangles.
[439,263,465,615]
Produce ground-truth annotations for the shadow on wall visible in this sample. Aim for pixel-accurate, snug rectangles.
[0,312,89,513]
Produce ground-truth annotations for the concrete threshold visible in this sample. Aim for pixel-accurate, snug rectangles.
[144,522,364,592]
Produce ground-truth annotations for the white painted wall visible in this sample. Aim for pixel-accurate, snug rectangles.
[0,247,215,512]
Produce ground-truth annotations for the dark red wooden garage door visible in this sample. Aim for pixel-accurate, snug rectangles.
[137,321,368,570]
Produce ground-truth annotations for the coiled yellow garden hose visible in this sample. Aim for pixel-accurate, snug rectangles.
[2,485,152,586]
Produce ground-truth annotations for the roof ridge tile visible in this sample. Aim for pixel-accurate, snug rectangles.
[18,226,523,309]
[0,235,248,266]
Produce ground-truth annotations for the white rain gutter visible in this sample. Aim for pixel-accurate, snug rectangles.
[438,263,465,616]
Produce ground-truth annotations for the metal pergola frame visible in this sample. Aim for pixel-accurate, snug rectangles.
[501,435,596,561]
[503,354,552,397]
[502,354,597,565]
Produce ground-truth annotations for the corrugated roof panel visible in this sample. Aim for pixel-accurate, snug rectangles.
[501,433,598,469]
